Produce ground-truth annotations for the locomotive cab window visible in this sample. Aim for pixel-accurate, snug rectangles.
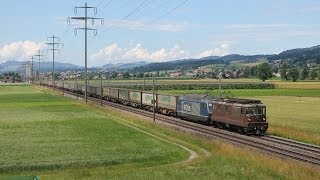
[245,107,266,115]
[208,103,212,113]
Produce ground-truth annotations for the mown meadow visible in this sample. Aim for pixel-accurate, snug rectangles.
[0,85,319,179]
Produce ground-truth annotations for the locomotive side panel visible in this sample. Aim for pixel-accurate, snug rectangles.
[212,103,245,127]
[177,100,210,122]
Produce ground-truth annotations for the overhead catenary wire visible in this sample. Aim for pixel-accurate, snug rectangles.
[98,0,151,34]
[99,0,113,13]
[150,0,189,24]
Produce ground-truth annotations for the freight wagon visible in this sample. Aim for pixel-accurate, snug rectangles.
[157,94,178,116]
[129,91,142,108]
[119,89,130,105]
[88,86,98,97]
[142,92,157,111]
[102,87,119,102]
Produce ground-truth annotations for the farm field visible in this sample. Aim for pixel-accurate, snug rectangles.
[159,89,320,145]
[59,78,320,91]
[269,81,320,89]
[63,78,262,86]
[0,85,187,174]
[0,85,319,179]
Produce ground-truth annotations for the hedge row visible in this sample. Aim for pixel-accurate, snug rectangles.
[114,83,276,91]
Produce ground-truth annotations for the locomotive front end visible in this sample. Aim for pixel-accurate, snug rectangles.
[244,104,268,135]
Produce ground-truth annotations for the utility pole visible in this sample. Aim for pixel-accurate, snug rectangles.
[31,56,35,84]
[68,2,104,103]
[100,75,103,106]
[33,50,44,85]
[219,71,222,98]
[143,77,146,91]
[152,74,156,123]
[46,35,61,91]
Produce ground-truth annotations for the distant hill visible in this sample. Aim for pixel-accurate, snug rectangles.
[101,61,149,70]
[131,45,320,73]
[131,54,271,73]
[268,45,320,64]
[0,61,81,73]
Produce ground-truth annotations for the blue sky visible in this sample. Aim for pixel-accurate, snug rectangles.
[0,0,319,67]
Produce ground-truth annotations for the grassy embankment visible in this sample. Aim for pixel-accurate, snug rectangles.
[0,85,319,179]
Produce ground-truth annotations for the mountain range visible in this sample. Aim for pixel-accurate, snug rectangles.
[0,61,81,73]
[1,45,319,73]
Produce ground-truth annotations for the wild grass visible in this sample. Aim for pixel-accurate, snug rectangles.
[258,96,320,145]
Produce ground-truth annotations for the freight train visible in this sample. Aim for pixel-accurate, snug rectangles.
[43,82,268,135]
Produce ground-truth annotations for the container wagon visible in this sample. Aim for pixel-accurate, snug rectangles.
[129,91,142,108]
[157,94,178,116]
[119,89,130,105]
[142,92,157,111]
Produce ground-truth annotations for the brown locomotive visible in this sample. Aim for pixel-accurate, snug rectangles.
[212,98,268,135]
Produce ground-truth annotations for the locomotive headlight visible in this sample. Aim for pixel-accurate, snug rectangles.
[248,118,251,122]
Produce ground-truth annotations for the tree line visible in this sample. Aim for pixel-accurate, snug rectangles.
[0,72,22,83]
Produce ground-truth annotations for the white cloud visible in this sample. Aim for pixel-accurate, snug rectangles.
[90,43,123,62]
[0,41,44,63]
[199,44,230,58]
[90,43,190,65]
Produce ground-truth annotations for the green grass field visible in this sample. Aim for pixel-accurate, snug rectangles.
[0,85,187,173]
[0,85,319,179]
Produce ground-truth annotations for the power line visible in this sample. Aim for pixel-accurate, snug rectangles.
[97,0,151,35]
[99,0,113,13]
[68,2,104,103]
[96,0,105,7]
[33,50,45,85]
[46,35,61,90]
[151,0,189,24]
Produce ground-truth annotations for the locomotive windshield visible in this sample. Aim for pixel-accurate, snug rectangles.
[245,106,266,115]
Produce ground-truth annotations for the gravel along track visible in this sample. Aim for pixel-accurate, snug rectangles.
[46,86,320,166]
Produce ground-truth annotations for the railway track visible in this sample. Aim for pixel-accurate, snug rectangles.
[46,86,320,166]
